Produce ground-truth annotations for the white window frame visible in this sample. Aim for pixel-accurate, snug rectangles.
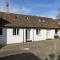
[13,28,19,35]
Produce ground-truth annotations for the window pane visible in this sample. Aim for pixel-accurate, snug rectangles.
[55,29,58,34]
[36,29,41,35]
[13,28,19,35]
[17,28,19,35]
[36,29,38,34]
[13,28,16,35]
[0,28,2,35]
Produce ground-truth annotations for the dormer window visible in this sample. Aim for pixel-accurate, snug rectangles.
[15,16,18,19]
[42,19,45,22]
[38,19,41,22]
[25,16,28,20]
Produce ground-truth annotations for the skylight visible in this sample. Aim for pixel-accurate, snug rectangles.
[25,16,28,20]
[42,19,45,22]
[38,19,41,22]
[15,16,18,19]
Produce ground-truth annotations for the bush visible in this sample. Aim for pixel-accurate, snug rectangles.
[54,35,59,39]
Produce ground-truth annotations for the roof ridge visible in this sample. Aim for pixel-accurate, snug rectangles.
[0,12,52,19]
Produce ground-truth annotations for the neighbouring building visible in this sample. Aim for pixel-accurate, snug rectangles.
[0,12,60,44]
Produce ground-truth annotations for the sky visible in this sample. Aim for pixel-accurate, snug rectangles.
[0,0,60,18]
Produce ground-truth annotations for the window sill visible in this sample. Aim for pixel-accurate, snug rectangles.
[12,35,20,36]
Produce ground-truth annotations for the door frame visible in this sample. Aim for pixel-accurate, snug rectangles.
[25,29,31,42]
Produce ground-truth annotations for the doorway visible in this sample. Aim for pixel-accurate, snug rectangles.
[26,29,31,42]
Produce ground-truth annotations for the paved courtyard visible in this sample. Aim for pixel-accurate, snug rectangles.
[0,39,60,60]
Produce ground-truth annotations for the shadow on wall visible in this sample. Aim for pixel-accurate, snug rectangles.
[0,17,10,49]
[0,27,7,49]
[0,53,42,60]
[0,17,10,27]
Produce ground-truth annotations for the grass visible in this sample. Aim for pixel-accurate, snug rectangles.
[0,39,60,60]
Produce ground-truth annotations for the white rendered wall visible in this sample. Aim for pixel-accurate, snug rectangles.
[33,29,47,41]
[5,28,55,44]
[46,29,55,39]
[57,29,60,37]
[7,28,23,44]
[30,29,34,40]
[0,28,7,44]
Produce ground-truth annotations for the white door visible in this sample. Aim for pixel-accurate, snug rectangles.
[46,29,51,39]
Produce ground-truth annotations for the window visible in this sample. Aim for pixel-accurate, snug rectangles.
[47,29,50,34]
[42,20,45,22]
[25,16,28,20]
[17,28,19,35]
[13,28,16,35]
[36,29,41,35]
[55,29,58,34]
[13,28,19,35]
[15,16,18,19]
[38,19,41,22]
[0,28,2,35]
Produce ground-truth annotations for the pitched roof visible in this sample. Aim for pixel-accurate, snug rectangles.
[0,12,60,28]
[55,19,60,25]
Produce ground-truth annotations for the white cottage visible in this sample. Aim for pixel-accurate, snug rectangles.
[0,12,60,44]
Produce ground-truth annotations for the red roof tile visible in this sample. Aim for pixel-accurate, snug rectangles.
[0,12,60,28]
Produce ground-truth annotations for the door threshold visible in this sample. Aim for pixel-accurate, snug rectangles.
[26,40,32,42]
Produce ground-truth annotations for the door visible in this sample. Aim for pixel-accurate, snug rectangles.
[26,29,31,42]
[46,29,52,39]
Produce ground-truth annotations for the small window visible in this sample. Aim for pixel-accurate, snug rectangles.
[36,29,41,35]
[17,28,19,35]
[55,29,58,34]
[15,16,18,19]
[13,28,16,35]
[38,19,41,22]
[47,29,50,34]
[0,28,2,35]
[13,28,19,35]
[25,16,28,20]
[42,19,45,22]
